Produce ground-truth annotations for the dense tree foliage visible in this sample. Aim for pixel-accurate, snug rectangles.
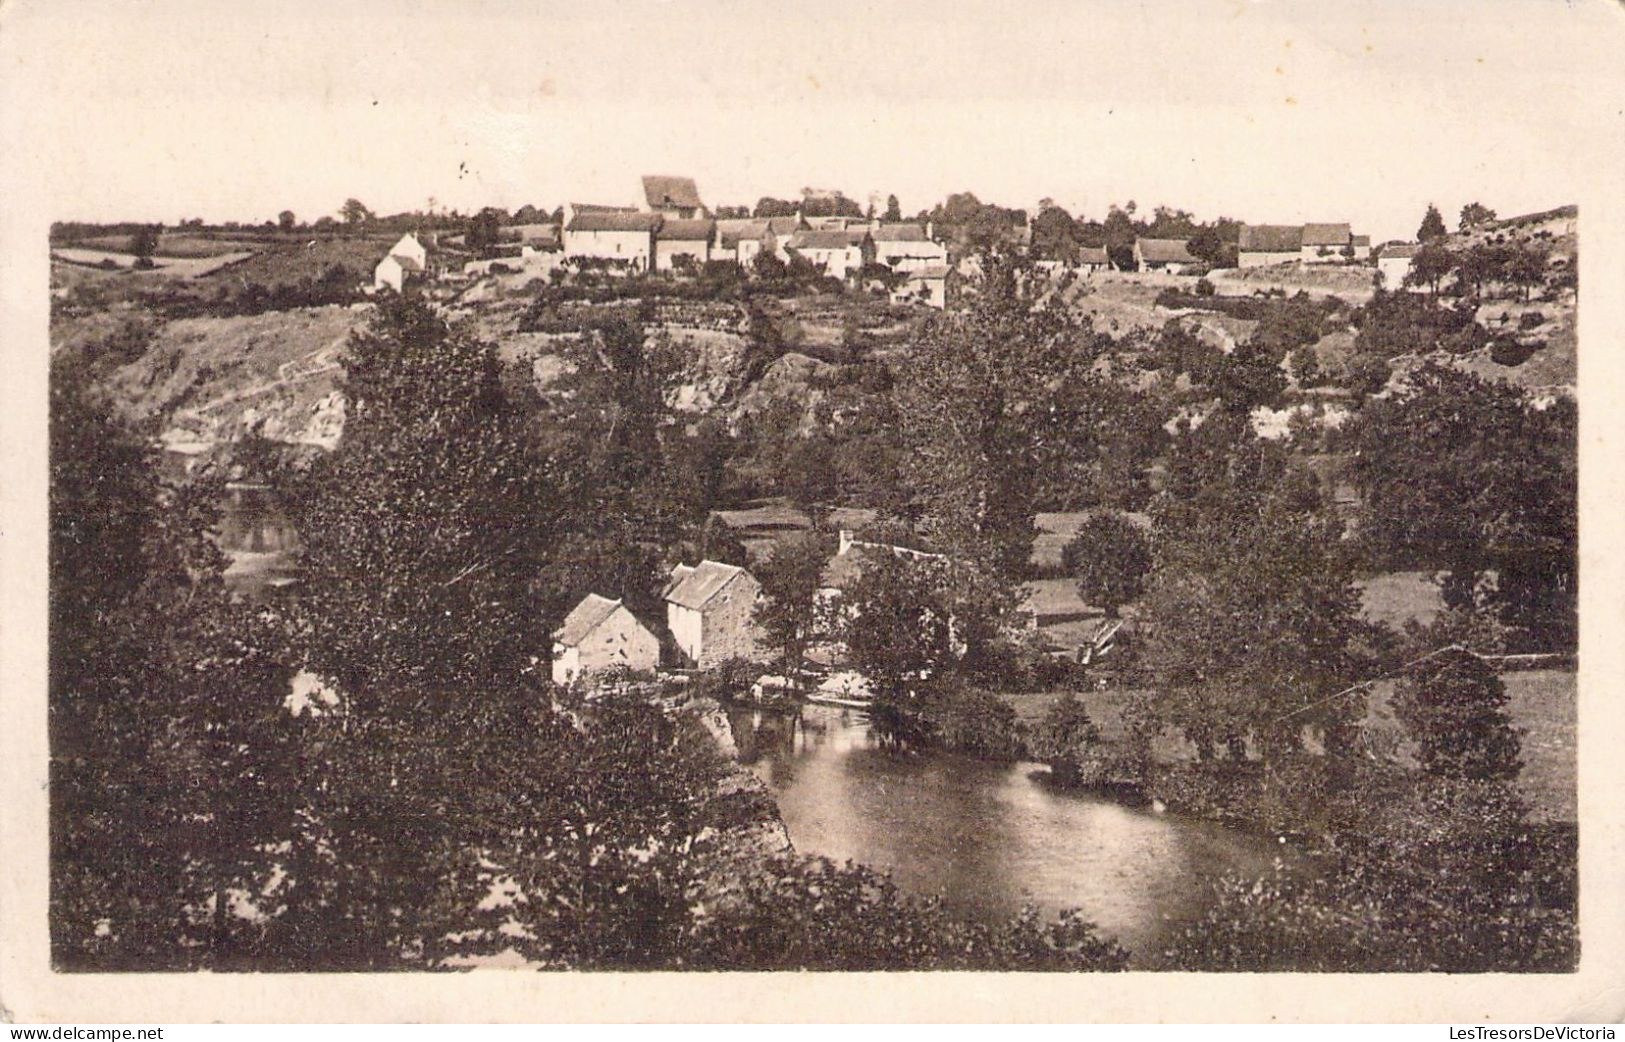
[1394,650,1522,781]
[1347,363,1575,649]
[1061,512,1151,617]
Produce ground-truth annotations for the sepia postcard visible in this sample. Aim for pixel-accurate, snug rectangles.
[3,0,1624,1024]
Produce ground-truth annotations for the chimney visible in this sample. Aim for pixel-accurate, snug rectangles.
[838,529,855,556]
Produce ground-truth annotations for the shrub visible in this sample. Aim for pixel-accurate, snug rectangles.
[1194,277,1216,297]
[1489,336,1537,367]
[1393,650,1521,782]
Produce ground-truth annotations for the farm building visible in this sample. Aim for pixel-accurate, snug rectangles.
[1301,223,1353,263]
[654,217,715,272]
[663,560,765,668]
[551,594,661,686]
[642,175,707,219]
[890,264,950,308]
[1377,243,1423,289]
[715,215,803,267]
[871,222,948,274]
[1238,224,1303,267]
[786,228,874,279]
[1077,246,1111,272]
[373,233,429,292]
[1350,234,1372,260]
[564,211,661,270]
[1133,237,1199,273]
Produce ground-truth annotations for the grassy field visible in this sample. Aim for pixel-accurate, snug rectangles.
[199,237,394,288]
[72,233,265,258]
[1354,570,1443,630]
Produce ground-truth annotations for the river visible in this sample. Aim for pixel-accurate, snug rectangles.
[728,702,1293,963]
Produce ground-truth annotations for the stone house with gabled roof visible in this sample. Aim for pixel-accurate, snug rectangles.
[870,221,948,274]
[1133,237,1199,273]
[1238,224,1304,267]
[1301,222,1353,263]
[564,211,662,270]
[551,594,661,685]
[653,217,714,272]
[663,560,765,668]
[786,228,874,279]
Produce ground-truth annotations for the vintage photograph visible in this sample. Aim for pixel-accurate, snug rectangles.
[25,0,1602,984]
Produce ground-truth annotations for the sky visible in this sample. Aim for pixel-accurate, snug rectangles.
[6,0,1623,243]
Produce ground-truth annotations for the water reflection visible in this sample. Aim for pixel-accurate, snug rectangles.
[728,702,1291,960]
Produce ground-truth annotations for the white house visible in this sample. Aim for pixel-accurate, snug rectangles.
[1350,234,1372,261]
[870,222,948,274]
[663,560,765,669]
[551,594,661,686]
[653,218,714,272]
[564,211,661,270]
[1133,238,1199,274]
[373,232,429,292]
[786,228,873,280]
[1377,243,1423,289]
[1237,224,1303,268]
[716,216,803,268]
[890,264,950,308]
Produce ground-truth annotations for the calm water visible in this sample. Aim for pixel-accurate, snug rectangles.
[216,484,301,599]
[729,703,1293,962]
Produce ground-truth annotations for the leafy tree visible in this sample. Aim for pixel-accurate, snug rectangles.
[289,295,556,704]
[1141,418,1365,761]
[1029,695,1103,786]
[884,194,902,222]
[466,207,506,253]
[1394,651,1521,781]
[129,224,160,264]
[1458,202,1497,231]
[50,362,297,969]
[1403,242,1455,298]
[1503,243,1549,302]
[1417,203,1448,242]
[753,197,799,218]
[1030,204,1081,263]
[278,210,297,233]
[754,532,836,680]
[892,287,1107,577]
[1346,363,1575,649]
[340,198,375,227]
[1061,512,1151,617]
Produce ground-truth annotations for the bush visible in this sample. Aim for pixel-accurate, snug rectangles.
[1489,336,1537,367]
[1518,311,1546,330]
[1194,277,1216,297]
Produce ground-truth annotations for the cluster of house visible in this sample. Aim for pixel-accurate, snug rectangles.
[551,559,764,685]
[549,528,954,688]
[374,175,953,307]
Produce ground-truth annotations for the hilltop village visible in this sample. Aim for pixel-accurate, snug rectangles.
[48,179,1578,973]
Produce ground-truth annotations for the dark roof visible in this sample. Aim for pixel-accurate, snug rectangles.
[872,223,930,242]
[507,223,561,246]
[571,202,639,215]
[764,216,803,236]
[655,218,715,242]
[568,212,661,233]
[1302,222,1352,246]
[1351,234,1371,247]
[1239,224,1303,252]
[1136,238,1196,263]
[554,594,624,646]
[663,560,749,610]
[1380,242,1423,259]
[1078,246,1110,265]
[385,252,424,272]
[642,175,704,211]
[787,229,857,251]
[715,218,766,246]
